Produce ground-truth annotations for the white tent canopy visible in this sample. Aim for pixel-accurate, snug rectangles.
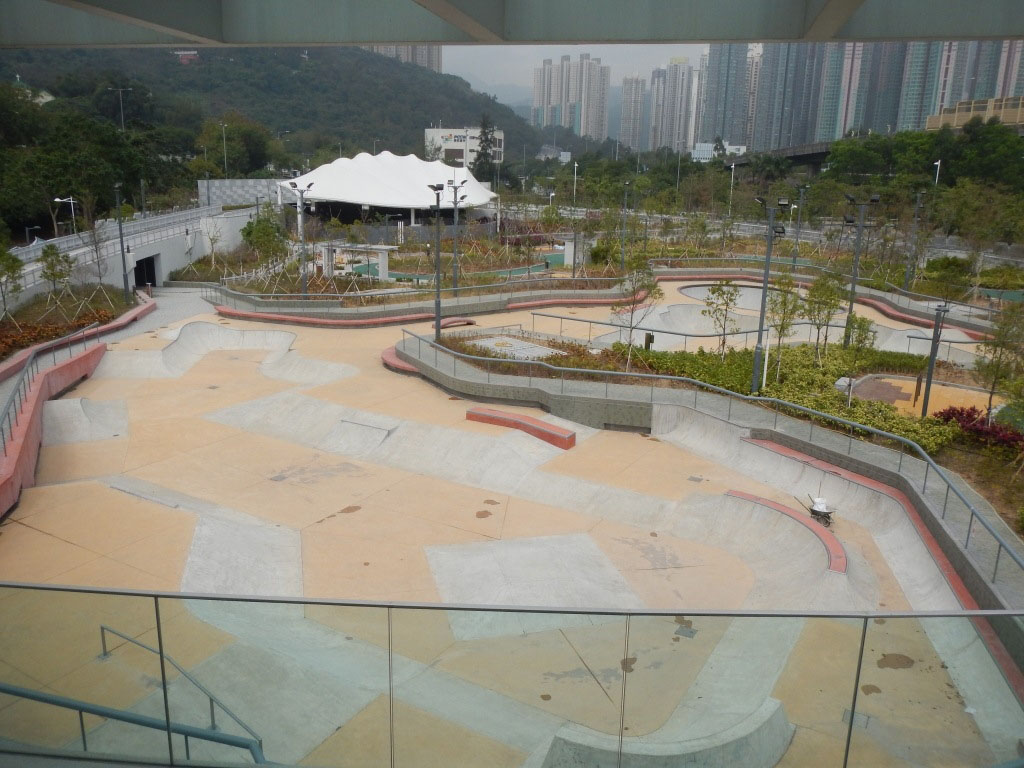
[279,151,496,210]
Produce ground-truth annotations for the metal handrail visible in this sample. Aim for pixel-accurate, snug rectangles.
[99,625,261,747]
[0,681,265,764]
[0,322,99,456]
[401,328,1024,588]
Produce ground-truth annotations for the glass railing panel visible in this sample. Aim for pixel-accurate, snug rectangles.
[847,615,1024,766]
[0,586,168,763]
[157,597,389,767]
[622,615,861,768]
[391,607,629,767]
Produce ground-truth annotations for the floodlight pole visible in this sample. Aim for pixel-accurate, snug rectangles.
[921,304,949,418]
[751,205,776,395]
[620,182,630,272]
[451,181,466,289]
[114,183,132,304]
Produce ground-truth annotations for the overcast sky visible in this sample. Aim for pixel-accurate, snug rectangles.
[443,44,708,101]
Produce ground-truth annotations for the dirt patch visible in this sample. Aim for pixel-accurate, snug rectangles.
[877,653,915,669]
[936,446,1024,541]
[482,499,500,505]
[475,510,492,519]
[861,684,882,695]
[540,694,551,701]
[620,657,637,673]
[339,505,361,514]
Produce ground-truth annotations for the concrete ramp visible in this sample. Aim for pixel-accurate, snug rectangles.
[538,617,800,768]
[651,403,958,612]
[94,322,356,384]
[42,398,128,445]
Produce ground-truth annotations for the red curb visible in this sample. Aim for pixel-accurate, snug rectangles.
[0,343,106,517]
[743,437,1024,706]
[725,489,848,573]
[381,346,418,374]
[466,406,576,449]
[0,295,156,386]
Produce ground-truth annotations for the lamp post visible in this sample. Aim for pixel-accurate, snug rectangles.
[842,193,879,347]
[920,304,949,418]
[107,87,132,132]
[728,163,736,219]
[24,225,40,244]
[676,149,682,192]
[904,191,924,290]
[54,196,78,235]
[220,122,228,175]
[620,181,630,272]
[751,196,789,394]
[791,186,806,267]
[450,179,467,289]
[933,159,941,186]
[289,180,314,295]
[113,183,132,304]
[572,162,578,208]
[428,184,445,340]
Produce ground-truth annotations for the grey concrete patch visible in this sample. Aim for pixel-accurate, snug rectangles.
[427,534,643,640]
[41,398,128,445]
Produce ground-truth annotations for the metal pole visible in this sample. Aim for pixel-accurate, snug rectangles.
[434,191,442,341]
[452,186,460,290]
[843,203,866,348]
[114,184,132,304]
[751,207,775,394]
[140,179,146,219]
[791,186,805,267]
[920,305,948,418]
[298,190,308,295]
[221,123,228,175]
[903,191,922,291]
[728,164,735,218]
[620,183,629,272]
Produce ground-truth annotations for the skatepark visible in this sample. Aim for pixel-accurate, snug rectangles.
[0,283,1021,766]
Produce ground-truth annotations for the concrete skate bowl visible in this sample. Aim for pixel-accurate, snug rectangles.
[652,404,960,612]
[594,302,761,351]
[92,321,357,385]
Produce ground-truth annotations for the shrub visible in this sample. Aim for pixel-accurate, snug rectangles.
[935,406,1024,452]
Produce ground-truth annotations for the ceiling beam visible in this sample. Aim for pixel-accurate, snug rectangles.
[46,0,224,44]
[801,0,865,40]
[411,0,505,42]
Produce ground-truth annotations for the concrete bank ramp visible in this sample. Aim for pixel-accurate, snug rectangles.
[534,617,800,768]
[93,321,357,385]
[42,398,128,445]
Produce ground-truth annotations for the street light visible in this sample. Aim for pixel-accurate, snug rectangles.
[107,87,132,132]
[751,196,790,394]
[449,179,467,289]
[373,138,380,154]
[572,162,578,208]
[220,122,228,175]
[428,183,445,340]
[933,159,941,186]
[842,192,879,347]
[24,225,40,244]
[54,196,78,235]
[113,182,133,304]
[288,180,314,295]
[728,163,736,218]
[791,186,807,267]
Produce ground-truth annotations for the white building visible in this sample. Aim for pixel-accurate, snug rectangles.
[691,142,746,162]
[423,127,505,167]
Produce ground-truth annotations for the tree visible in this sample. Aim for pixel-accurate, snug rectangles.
[804,273,843,363]
[0,245,24,326]
[702,280,740,360]
[240,214,287,261]
[424,137,442,161]
[615,253,664,371]
[844,313,877,406]
[974,302,1024,418]
[39,243,74,293]
[766,273,803,383]
[470,113,497,184]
